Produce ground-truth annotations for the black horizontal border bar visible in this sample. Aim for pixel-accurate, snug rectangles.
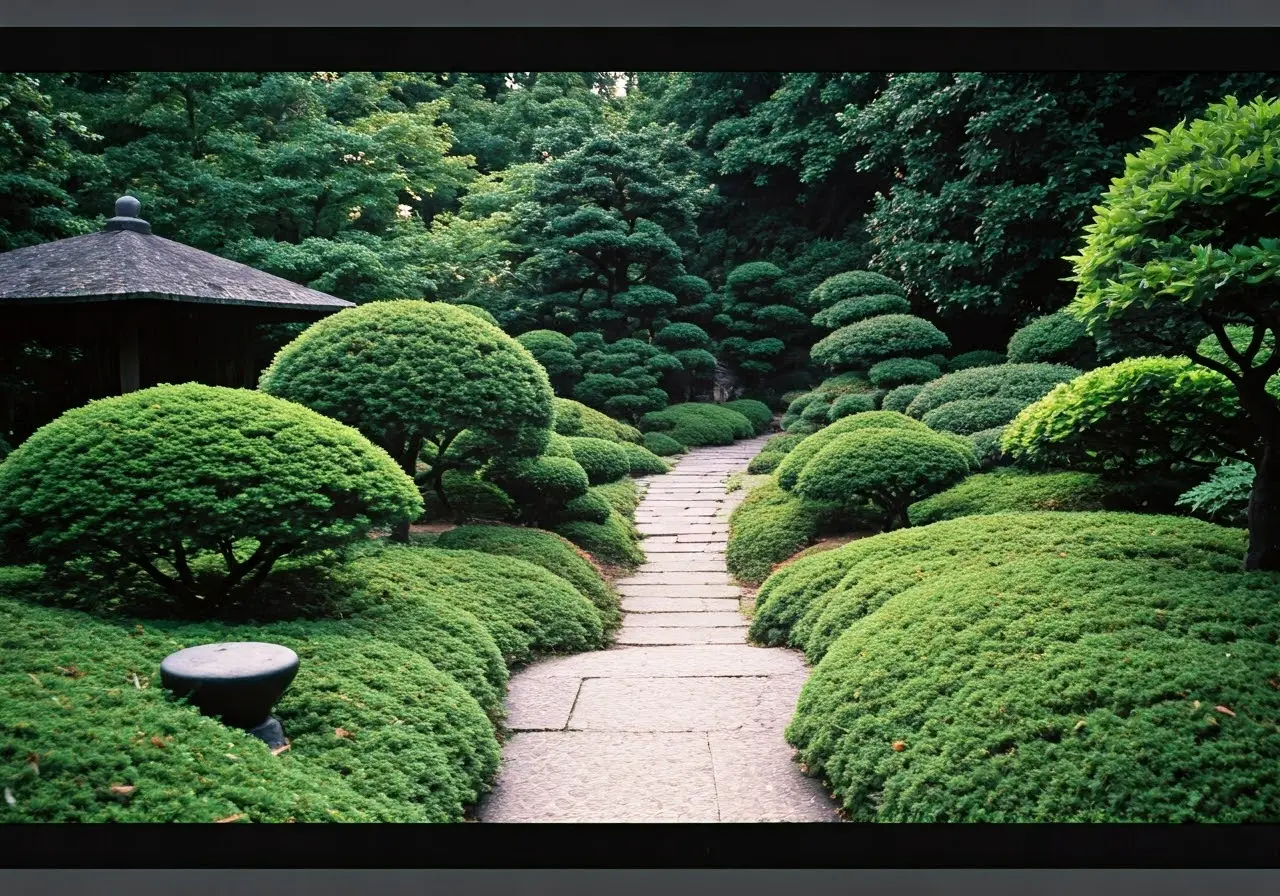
[4,27,1280,73]
[3,822,1280,869]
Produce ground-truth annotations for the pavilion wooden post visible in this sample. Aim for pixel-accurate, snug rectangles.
[118,315,140,394]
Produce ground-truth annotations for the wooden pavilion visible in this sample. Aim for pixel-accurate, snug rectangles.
[0,196,354,443]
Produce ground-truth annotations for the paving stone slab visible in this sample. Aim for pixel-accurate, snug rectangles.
[567,674,805,731]
[478,731,720,822]
[616,572,734,586]
[614,626,748,646]
[643,542,721,553]
[674,533,730,544]
[519,645,808,680]
[642,557,727,571]
[623,611,748,627]
[709,730,841,822]
[502,675,583,731]
[618,584,741,599]
[621,597,742,613]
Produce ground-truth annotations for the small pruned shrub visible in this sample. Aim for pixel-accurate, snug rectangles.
[619,442,670,477]
[0,384,422,614]
[565,436,631,485]
[946,349,1007,371]
[776,412,932,491]
[1007,311,1097,368]
[868,357,941,389]
[905,363,1079,419]
[827,393,878,422]
[968,426,1010,470]
[726,479,861,585]
[921,397,1029,435]
[485,455,589,527]
[724,399,774,434]
[552,398,643,445]
[810,271,906,308]
[881,384,925,414]
[639,403,755,448]
[421,471,515,523]
[747,452,786,475]
[555,511,645,568]
[642,431,685,457]
[906,469,1113,526]
[812,294,911,330]
[793,427,973,530]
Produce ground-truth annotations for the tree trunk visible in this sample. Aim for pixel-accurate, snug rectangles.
[1246,440,1280,570]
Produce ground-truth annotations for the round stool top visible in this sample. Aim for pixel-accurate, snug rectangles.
[160,642,298,681]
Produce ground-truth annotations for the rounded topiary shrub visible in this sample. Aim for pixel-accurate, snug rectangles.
[453,303,500,326]
[968,426,1010,470]
[639,403,754,447]
[0,384,422,612]
[904,363,1080,419]
[259,300,554,525]
[793,426,974,530]
[800,397,835,424]
[747,452,786,474]
[654,322,711,350]
[810,271,906,308]
[868,357,941,389]
[619,442,670,477]
[726,479,859,585]
[811,294,912,330]
[420,471,515,523]
[485,455,590,526]
[552,398,644,445]
[775,411,933,491]
[565,436,631,485]
[920,397,1030,435]
[827,393,878,422]
[882,384,925,414]
[642,431,685,457]
[1007,311,1096,368]
[810,315,950,372]
[555,513,645,568]
[946,349,1007,371]
[724,399,774,434]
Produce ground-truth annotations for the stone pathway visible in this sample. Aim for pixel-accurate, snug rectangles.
[478,436,839,823]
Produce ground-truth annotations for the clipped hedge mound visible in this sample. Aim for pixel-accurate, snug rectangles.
[969,426,1010,470]
[747,433,808,475]
[435,525,620,630]
[750,512,1247,662]
[639,403,755,448]
[827,393,878,422]
[881,384,925,414]
[776,412,932,491]
[904,363,1079,420]
[724,399,774,434]
[1007,311,1096,368]
[421,471,515,523]
[812,294,911,330]
[565,436,632,485]
[552,398,644,445]
[642,431,686,457]
[344,546,605,666]
[556,512,644,568]
[906,469,1113,527]
[0,595,500,823]
[619,442,671,477]
[920,397,1030,436]
[726,479,854,585]
[946,349,1007,371]
[810,315,950,371]
[786,542,1280,821]
[868,358,941,389]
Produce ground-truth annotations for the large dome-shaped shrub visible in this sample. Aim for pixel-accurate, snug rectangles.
[565,436,631,485]
[811,315,950,372]
[793,427,973,530]
[904,363,1079,419]
[868,357,941,389]
[775,411,932,491]
[485,455,590,527]
[921,397,1030,436]
[0,384,422,611]
[259,301,554,531]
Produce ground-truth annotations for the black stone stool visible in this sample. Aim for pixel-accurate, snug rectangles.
[160,642,299,749]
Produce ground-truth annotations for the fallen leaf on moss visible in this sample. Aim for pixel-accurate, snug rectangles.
[56,665,85,679]
[1215,705,1236,717]
[109,784,135,796]
[892,741,906,752]
[4,788,15,806]
[271,742,292,756]
[215,813,246,823]
[335,727,354,740]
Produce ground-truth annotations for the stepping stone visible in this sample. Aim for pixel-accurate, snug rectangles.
[614,626,747,645]
[623,611,747,627]
[621,597,741,613]
[566,675,804,731]
[616,572,734,586]
[642,558,727,571]
[518,644,807,680]
[478,731,720,822]
[643,542,719,553]
[618,584,741,599]
[675,534,729,544]
[708,730,840,822]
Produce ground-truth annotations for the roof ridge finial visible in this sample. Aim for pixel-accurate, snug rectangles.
[104,195,152,235]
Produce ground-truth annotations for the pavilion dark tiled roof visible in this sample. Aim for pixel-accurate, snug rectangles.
[0,196,353,313]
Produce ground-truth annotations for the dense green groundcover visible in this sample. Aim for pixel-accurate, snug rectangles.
[906,469,1114,526]
[750,512,1249,662]
[341,546,605,667]
[785,546,1280,821]
[0,592,501,823]
[642,432,686,457]
[435,524,621,631]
